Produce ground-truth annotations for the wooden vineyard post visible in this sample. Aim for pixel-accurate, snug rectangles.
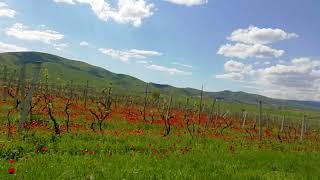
[280,113,285,132]
[18,63,28,130]
[197,85,203,131]
[106,83,113,108]
[215,100,220,123]
[7,70,16,94]
[143,83,149,122]
[266,115,270,129]
[304,116,308,133]
[241,110,247,128]
[163,91,173,136]
[217,100,221,117]
[183,97,190,129]
[17,63,27,130]
[2,65,8,101]
[206,98,216,128]
[300,115,306,142]
[44,68,49,95]
[19,62,42,130]
[258,101,263,141]
[69,80,74,99]
[84,80,89,108]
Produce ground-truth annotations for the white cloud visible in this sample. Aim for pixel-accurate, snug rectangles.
[136,60,149,64]
[216,60,251,81]
[110,0,154,27]
[80,41,89,46]
[224,60,252,73]
[218,26,297,61]
[228,26,298,45]
[147,64,190,75]
[53,43,68,51]
[172,62,193,68]
[216,72,244,81]
[38,24,48,29]
[217,43,284,59]
[6,23,64,44]
[216,58,320,101]
[129,49,162,56]
[54,0,75,4]
[164,0,207,6]
[99,48,162,62]
[53,0,154,27]
[0,2,16,18]
[0,41,29,52]
[250,58,320,100]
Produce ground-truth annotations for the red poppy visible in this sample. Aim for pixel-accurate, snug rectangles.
[8,167,15,174]
[9,159,15,163]
[41,147,48,152]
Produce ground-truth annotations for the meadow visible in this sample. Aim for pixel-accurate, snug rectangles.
[1,65,320,179]
[1,114,320,179]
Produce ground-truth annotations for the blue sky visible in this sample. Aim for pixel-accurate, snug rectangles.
[0,0,320,100]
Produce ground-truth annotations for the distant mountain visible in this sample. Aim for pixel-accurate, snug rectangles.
[1,51,320,110]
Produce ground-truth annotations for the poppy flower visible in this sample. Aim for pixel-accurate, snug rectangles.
[8,167,15,174]
[41,147,48,152]
[9,159,15,163]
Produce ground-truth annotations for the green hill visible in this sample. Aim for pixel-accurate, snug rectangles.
[1,51,320,111]
[0,51,147,93]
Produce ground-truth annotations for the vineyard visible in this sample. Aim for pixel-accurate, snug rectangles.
[1,62,320,179]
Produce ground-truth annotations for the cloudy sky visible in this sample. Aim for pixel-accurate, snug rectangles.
[0,0,320,101]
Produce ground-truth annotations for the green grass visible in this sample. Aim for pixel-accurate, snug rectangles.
[0,118,320,179]
[1,51,320,179]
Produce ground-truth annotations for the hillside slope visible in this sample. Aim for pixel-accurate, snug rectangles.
[1,51,320,110]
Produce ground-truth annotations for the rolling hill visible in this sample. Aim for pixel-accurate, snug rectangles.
[1,51,320,110]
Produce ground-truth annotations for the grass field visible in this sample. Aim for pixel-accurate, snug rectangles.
[0,69,320,179]
[1,114,320,179]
